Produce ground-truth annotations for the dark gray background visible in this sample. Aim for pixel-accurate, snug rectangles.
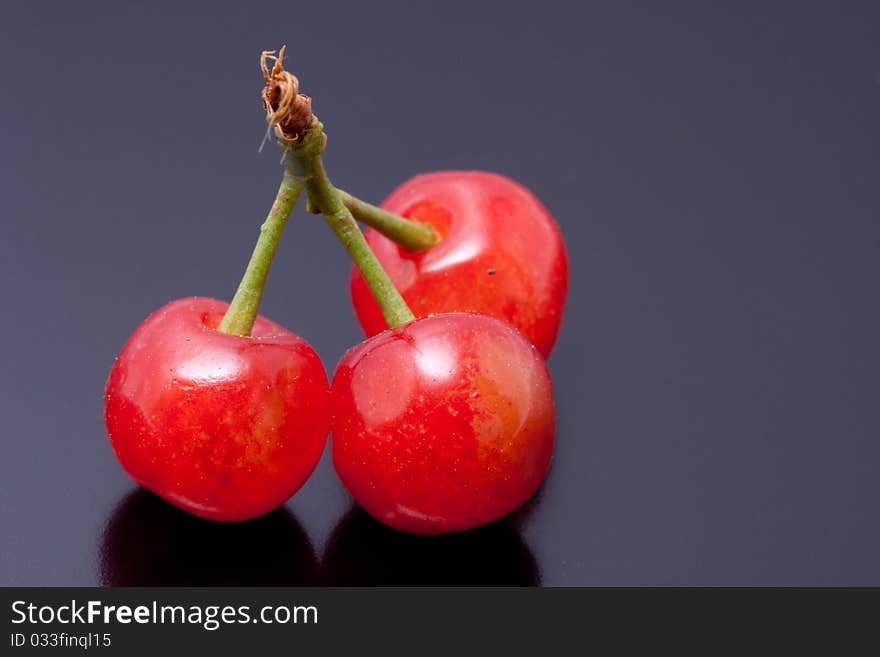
[1,0,878,586]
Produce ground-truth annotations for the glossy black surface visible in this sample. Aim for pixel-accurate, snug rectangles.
[2,1,879,585]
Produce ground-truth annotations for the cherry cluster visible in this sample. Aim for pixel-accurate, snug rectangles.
[104,49,569,536]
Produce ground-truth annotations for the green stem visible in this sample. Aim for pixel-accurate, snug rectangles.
[336,188,438,251]
[217,152,304,336]
[287,122,415,329]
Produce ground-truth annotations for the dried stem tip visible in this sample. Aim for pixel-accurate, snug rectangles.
[261,46,313,142]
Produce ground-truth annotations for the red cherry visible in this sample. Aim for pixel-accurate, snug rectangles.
[104,297,330,522]
[330,312,555,535]
[349,171,569,357]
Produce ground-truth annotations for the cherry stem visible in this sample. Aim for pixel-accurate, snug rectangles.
[335,188,438,251]
[217,150,304,337]
[286,120,415,329]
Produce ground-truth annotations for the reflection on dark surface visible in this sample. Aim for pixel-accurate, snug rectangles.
[322,507,539,586]
[100,489,317,586]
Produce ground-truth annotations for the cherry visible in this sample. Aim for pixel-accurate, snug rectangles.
[330,312,555,535]
[104,297,330,522]
[256,56,557,535]
[105,60,330,523]
[349,171,569,357]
